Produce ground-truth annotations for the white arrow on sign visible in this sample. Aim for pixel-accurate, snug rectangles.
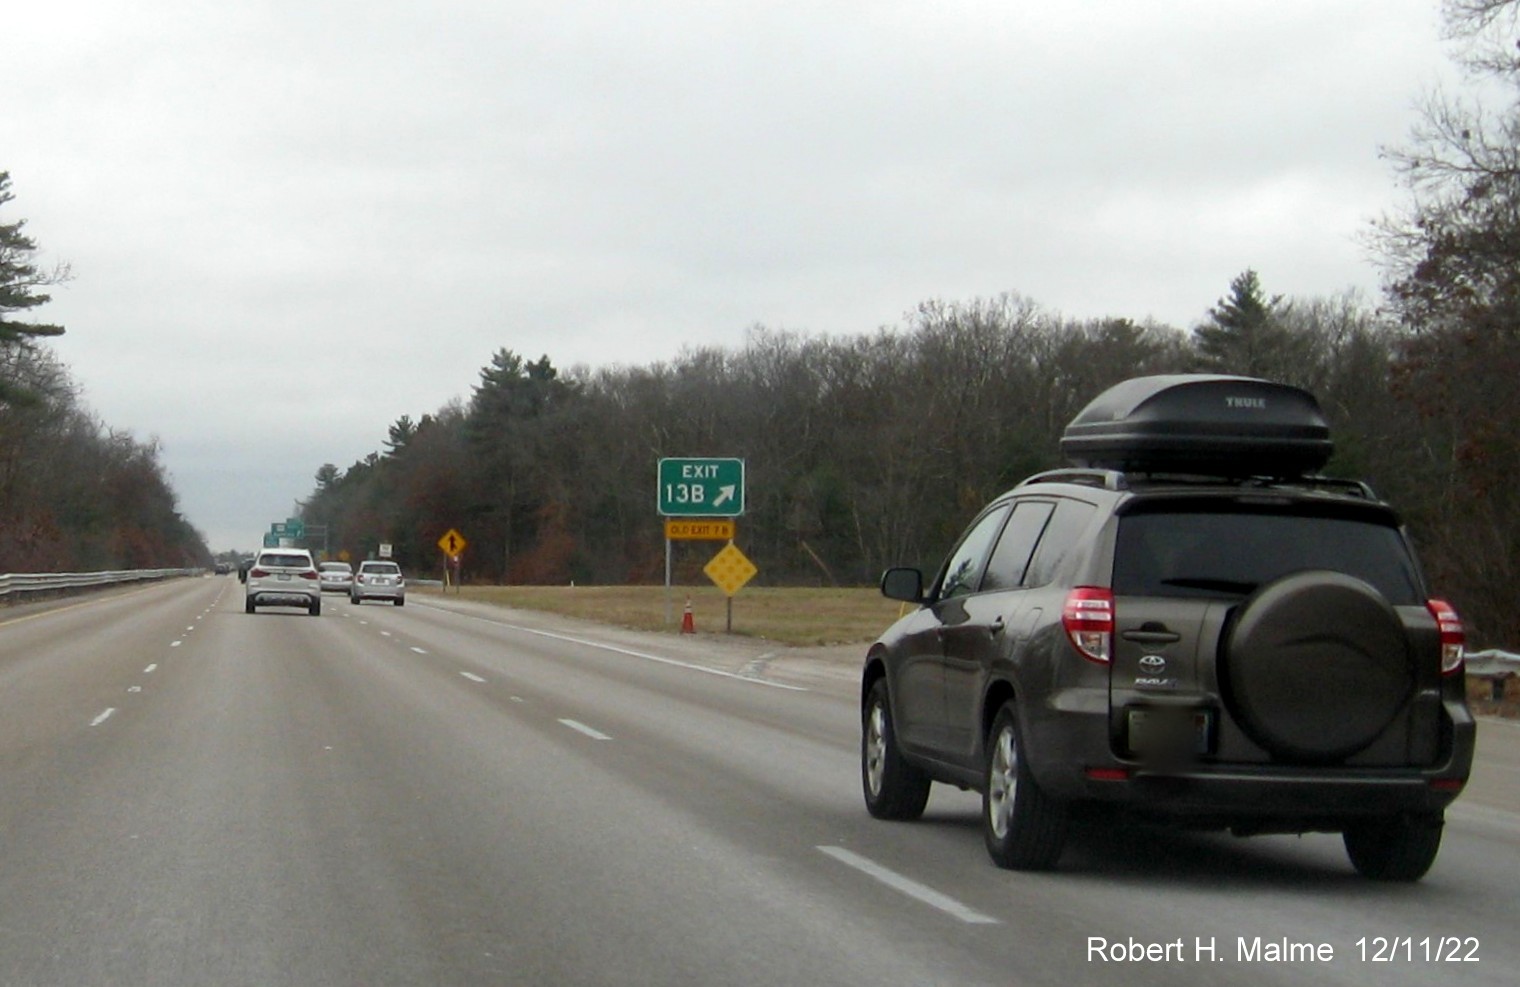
[711,485,736,509]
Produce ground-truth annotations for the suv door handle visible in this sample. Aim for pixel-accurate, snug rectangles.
[1121,628,1181,645]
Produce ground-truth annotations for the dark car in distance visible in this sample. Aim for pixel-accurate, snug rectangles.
[861,375,1474,881]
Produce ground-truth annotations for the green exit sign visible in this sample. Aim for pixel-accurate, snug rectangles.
[658,458,745,517]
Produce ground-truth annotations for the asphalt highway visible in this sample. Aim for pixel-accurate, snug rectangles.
[0,577,1514,986]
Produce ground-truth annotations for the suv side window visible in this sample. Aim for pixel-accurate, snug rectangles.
[981,501,1055,591]
[936,504,1011,601]
[1023,499,1097,587]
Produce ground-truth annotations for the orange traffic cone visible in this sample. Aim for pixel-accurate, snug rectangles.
[680,597,695,634]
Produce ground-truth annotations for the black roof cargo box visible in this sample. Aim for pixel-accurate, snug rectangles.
[1060,375,1332,477]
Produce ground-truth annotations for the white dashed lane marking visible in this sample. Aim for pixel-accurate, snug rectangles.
[559,719,612,741]
[817,846,999,925]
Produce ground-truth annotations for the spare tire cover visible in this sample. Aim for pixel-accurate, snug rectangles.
[1222,570,1413,763]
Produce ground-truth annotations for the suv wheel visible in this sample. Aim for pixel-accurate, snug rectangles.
[861,678,930,820]
[983,702,1066,870]
[309,598,321,616]
[1343,812,1443,882]
[245,598,255,614]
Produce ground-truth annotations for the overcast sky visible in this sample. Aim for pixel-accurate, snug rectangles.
[6,1,1459,554]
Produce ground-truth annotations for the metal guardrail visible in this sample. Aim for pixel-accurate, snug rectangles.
[0,569,197,600]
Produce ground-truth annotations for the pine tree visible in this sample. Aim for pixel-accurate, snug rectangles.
[0,172,69,406]
[1192,269,1282,375]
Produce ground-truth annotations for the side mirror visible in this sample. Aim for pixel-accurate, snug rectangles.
[880,567,925,604]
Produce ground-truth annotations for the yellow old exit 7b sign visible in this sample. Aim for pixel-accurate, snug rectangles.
[665,519,736,541]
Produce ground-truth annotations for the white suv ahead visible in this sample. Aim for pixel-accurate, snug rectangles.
[245,549,322,615]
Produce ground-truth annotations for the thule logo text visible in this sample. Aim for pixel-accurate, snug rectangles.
[1226,397,1267,409]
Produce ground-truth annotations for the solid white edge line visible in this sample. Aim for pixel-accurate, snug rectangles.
[817,846,999,925]
[559,718,612,741]
[425,603,805,691]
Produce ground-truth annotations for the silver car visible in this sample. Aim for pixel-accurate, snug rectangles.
[318,561,354,593]
[245,549,322,615]
[351,560,405,606]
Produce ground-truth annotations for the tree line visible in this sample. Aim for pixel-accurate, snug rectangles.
[0,171,209,573]
[297,277,1509,646]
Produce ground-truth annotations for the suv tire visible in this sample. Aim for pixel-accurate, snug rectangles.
[1222,571,1413,763]
[983,702,1067,870]
[1343,812,1444,882]
[861,678,931,820]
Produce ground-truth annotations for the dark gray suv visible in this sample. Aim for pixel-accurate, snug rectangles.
[861,375,1474,881]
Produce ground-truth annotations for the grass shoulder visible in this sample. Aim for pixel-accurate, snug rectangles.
[424,584,908,648]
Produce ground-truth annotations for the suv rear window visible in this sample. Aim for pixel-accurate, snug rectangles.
[258,553,311,568]
[362,562,401,575]
[1112,507,1423,604]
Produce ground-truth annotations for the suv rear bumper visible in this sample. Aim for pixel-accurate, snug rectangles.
[1028,700,1474,826]
[248,591,320,605]
[1076,768,1465,827]
[351,588,404,601]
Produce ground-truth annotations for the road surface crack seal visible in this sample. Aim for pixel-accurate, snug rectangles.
[740,652,780,680]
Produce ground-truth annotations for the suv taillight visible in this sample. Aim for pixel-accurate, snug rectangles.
[249,567,268,579]
[1063,587,1114,664]
[1428,598,1464,676]
[300,570,319,581]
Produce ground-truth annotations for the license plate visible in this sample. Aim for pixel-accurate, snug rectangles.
[277,573,291,581]
[1127,708,1211,756]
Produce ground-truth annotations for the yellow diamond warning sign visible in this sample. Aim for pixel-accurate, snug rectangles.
[703,542,757,597]
[437,528,468,556]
